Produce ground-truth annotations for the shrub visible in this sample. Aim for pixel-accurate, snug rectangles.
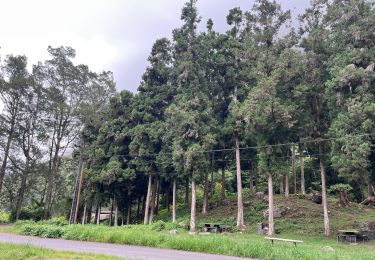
[40,216,68,226]
[151,220,166,231]
[10,207,44,222]
[0,210,10,223]
[20,224,64,238]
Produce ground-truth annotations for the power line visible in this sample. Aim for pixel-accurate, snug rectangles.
[108,132,375,159]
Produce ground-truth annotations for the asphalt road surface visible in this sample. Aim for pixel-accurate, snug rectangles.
[0,232,255,260]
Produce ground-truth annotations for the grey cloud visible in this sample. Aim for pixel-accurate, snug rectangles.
[112,0,309,92]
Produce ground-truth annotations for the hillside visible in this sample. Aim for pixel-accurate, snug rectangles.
[156,194,375,235]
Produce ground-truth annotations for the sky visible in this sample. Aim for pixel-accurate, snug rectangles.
[0,0,310,95]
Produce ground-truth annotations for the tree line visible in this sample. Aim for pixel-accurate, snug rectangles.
[1,0,374,237]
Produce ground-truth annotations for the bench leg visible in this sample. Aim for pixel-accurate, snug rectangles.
[271,240,274,246]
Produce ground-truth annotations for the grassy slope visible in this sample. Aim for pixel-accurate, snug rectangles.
[0,242,122,260]
[155,194,375,235]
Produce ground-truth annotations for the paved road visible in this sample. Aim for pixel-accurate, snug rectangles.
[0,232,255,260]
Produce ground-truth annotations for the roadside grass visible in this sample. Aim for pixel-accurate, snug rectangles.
[0,242,122,260]
[8,221,375,260]
[4,195,375,259]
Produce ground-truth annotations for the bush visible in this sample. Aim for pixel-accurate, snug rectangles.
[0,210,10,223]
[151,220,166,231]
[20,224,64,238]
[40,216,68,226]
[176,218,190,230]
[10,207,44,222]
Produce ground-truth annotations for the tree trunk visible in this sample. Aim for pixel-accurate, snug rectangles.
[144,175,152,224]
[15,163,30,221]
[268,170,275,236]
[249,161,254,195]
[235,133,245,229]
[292,144,297,194]
[221,162,226,200]
[166,184,170,212]
[280,177,284,194]
[210,153,215,196]
[202,172,209,216]
[300,142,306,195]
[109,196,114,226]
[94,203,99,224]
[319,142,330,236]
[141,194,146,221]
[87,204,92,224]
[114,198,118,226]
[190,176,196,233]
[96,204,101,225]
[127,201,131,225]
[44,143,61,219]
[339,191,350,207]
[285,174,289,198]
[137,195,141,223]
[69,157,84,224]
[368,184,374,197]
[172,178,177,223]
[0,116,16,194]
[255,170,259,192]
[185,178,189,205]
[155,176,160,215]
[82,203,87,225]
[149,178,157,224]
[74,161,84,224]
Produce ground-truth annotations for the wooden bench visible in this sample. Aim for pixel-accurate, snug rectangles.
[265,237,303,246]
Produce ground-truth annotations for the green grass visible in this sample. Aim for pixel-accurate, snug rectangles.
[156,194,375,236]
[8,221,375,260]
[0,242,122,260]
[4,195,375,259]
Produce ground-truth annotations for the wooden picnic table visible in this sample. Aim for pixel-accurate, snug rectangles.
[203,223,232,233]
[337,229,368,243]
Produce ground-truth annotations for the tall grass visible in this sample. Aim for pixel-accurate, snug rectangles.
[13,220,375,260]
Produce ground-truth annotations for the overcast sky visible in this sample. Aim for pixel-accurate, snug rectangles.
[0,0,310,94]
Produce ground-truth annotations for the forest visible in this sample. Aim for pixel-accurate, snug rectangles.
[1,0,375,241]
